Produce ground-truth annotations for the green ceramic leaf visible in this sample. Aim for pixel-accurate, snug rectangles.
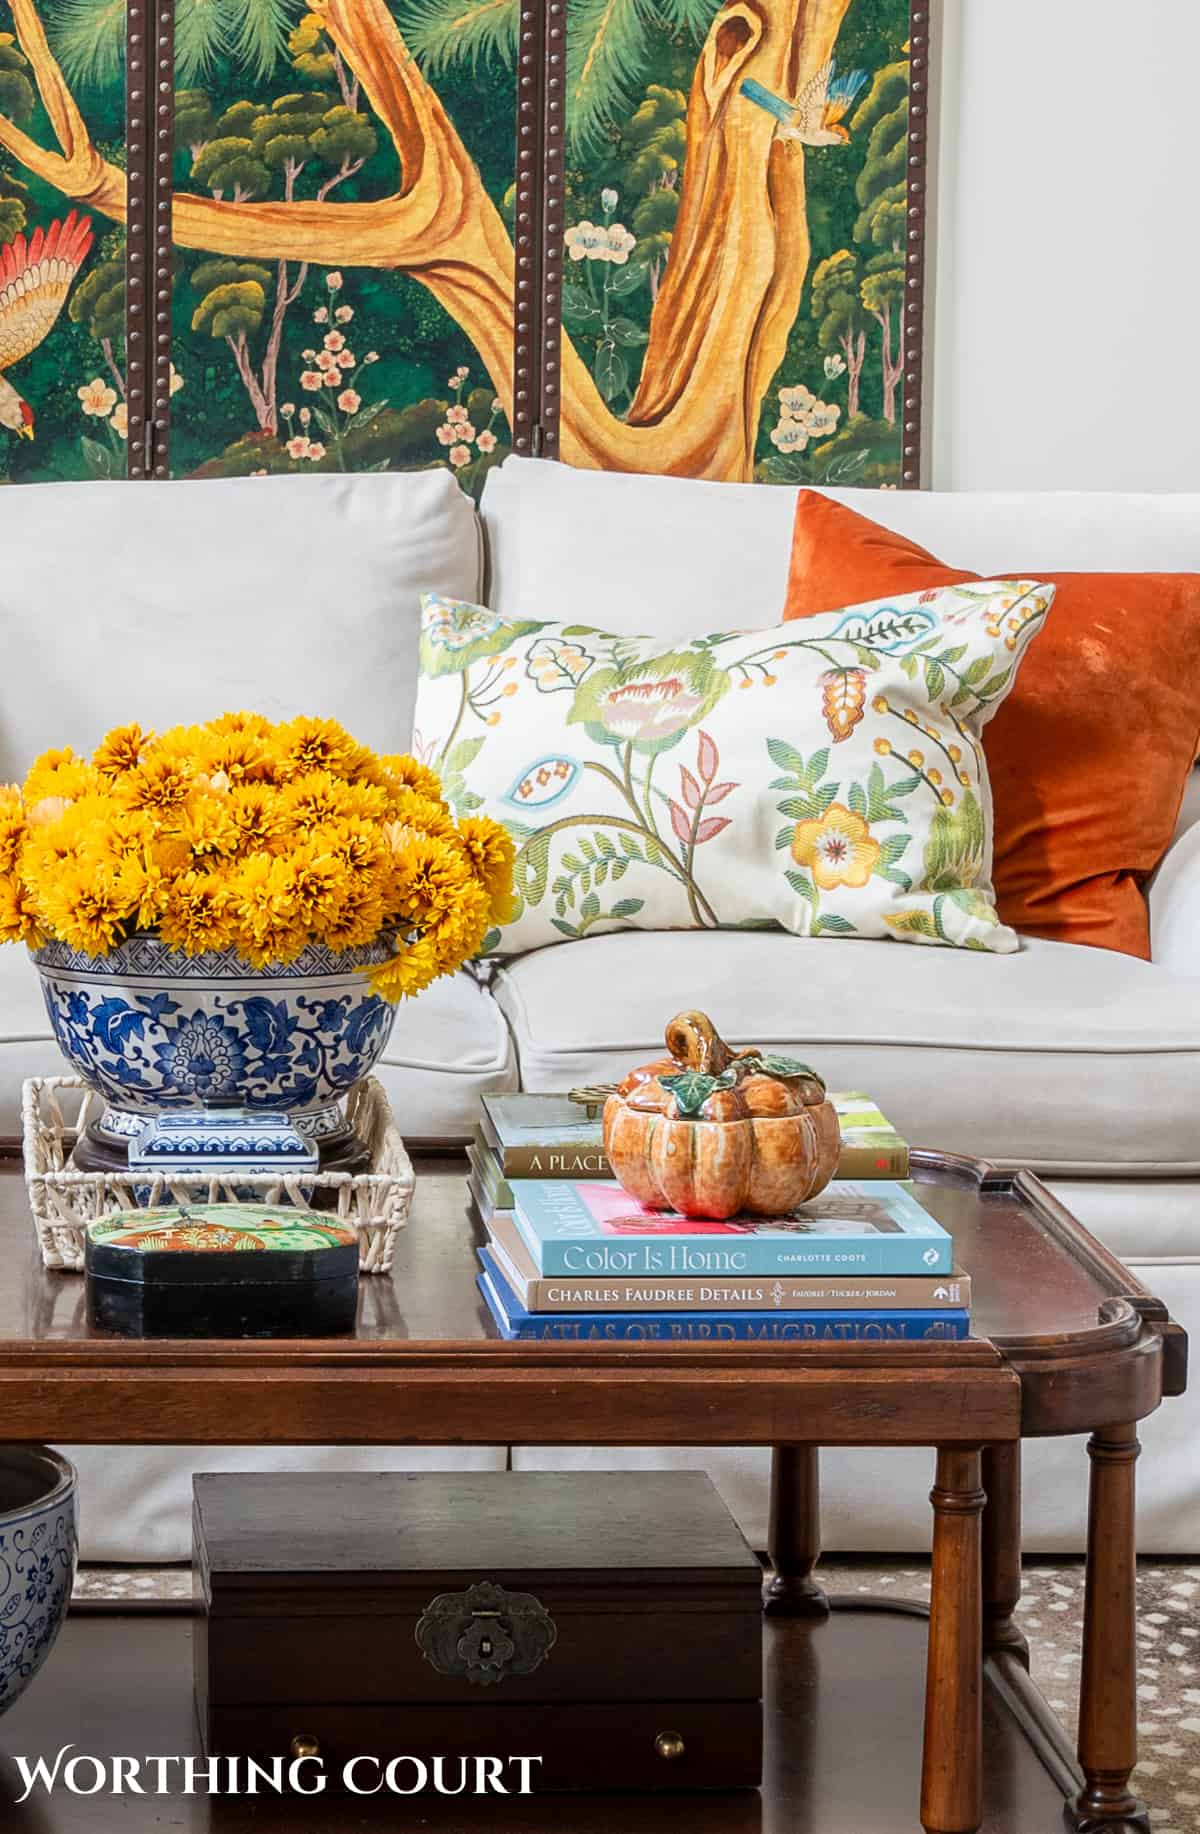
[658,1066,738,1116]
[753,1052,823,1081]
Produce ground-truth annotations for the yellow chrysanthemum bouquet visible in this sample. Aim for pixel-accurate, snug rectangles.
[0,713,515,1001]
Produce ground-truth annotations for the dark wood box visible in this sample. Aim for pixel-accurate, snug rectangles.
[194,1471,763,1791]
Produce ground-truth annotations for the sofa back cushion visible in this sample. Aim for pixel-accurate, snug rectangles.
[781,491,1200,959]
[414,579,1051,957]
[0,471,481,780]
[481,457,1200,628]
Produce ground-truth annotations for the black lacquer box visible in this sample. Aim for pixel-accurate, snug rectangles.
[85,1204,359,1338]
[193,1470,764,1790]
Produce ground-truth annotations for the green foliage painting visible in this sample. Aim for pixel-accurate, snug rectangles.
[0,0,913,487]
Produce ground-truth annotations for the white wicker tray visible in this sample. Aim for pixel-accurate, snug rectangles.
[21,1076,414,1276]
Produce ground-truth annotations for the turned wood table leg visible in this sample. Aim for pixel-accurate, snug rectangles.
[1073,1425,1150,1833]
[763,1445,829,1616]
[981,1442,1028,1667]
[921,1447,985,1834]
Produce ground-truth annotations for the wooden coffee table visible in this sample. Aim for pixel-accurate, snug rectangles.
[0,1148,1185,1834]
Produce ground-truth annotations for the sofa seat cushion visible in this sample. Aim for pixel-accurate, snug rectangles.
[0,948,515,1145]
[492,930,1200,1176]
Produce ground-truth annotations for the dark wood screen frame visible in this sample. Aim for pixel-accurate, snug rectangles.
[123,0,173,479]
[149,0,175,479]
[511,0,546,456]
[123,0,150,479]
[902,2,931,488]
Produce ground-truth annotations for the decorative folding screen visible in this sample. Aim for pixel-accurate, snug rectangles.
[0,0,927,489]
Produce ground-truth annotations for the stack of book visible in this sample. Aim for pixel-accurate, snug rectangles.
[469,1096,970,1342]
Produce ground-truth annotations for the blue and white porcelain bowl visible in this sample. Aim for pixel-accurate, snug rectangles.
[0,1447,77,1717]
[31,935,398,1158]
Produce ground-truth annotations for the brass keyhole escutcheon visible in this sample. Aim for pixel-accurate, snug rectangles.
[655,1730,686,1761]
[291,1734,321,1760]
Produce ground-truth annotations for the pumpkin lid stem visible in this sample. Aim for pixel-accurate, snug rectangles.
[664,1011,732,1076]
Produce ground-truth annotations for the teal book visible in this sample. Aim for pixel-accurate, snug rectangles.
[510,1179,952,1278]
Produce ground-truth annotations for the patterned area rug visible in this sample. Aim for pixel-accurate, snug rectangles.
[74,1558,1200,1828]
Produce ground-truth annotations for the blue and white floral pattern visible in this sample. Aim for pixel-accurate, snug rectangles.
[32,938,398,1136]
[0,1458,76,1718]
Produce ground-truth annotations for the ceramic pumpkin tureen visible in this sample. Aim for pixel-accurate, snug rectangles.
[602,1011,840,1219]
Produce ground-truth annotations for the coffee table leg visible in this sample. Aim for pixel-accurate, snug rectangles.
[763,1445,829,1616]
[981,1442,1029,1667]
[1073,1424,1150,1833]
[921,1447,985,1834]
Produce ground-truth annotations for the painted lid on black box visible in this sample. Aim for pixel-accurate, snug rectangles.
[85,1204,359,1285]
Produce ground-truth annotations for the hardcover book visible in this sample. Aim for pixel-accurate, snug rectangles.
[477,1253,968,1342]
[479,1098,611,1179]
[831,1092,910,1180]
[485,1211,970,1314]
[509,1180,953,1278]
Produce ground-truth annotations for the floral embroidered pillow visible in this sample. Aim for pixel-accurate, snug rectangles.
[412,580,1053,955]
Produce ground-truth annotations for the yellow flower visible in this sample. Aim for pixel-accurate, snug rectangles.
[23,748,99,805]
[117,851,172,932]
[180,796,239,861]
[321,875,386,951]
[314,816,388,877]
[456,816,516,923]
[274,716,366,782]
[791,803,881,892]
[196,729,275,786]
[427,877,491,971]
[375,755,443,800]
[38,862,134,958]
[90,809,154,867]
[117,752,195,816]
[0,809,25,878]
[277,839,351,933]
[385,833,473,931]
[228,855,305,968]
[386,787,455,840]
[209,710,274,739]
[158,871,235,956]
[93,724,151,778]
[279,772,387,831]
[0,876,43,947]
[226,784,288,855]
[369,936,442,1001]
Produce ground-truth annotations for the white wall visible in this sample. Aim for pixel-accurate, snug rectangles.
[930,1,1200,490]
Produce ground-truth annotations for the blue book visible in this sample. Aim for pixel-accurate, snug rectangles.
[509,1179,952,1278]
[477,1253,968,1342]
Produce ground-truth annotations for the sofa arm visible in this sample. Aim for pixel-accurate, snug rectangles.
[1150,822,1200,975]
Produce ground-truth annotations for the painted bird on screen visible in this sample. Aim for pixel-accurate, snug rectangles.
[740,59,869,146]
[0,211,94,445]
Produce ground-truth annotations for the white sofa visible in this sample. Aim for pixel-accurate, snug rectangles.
[1,459,1196,1559]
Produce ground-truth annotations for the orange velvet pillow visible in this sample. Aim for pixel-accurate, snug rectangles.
[782,492,1200,958]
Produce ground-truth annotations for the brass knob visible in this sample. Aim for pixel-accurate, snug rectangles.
[655,1730,686,1762]
[290,1734,321,1760]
